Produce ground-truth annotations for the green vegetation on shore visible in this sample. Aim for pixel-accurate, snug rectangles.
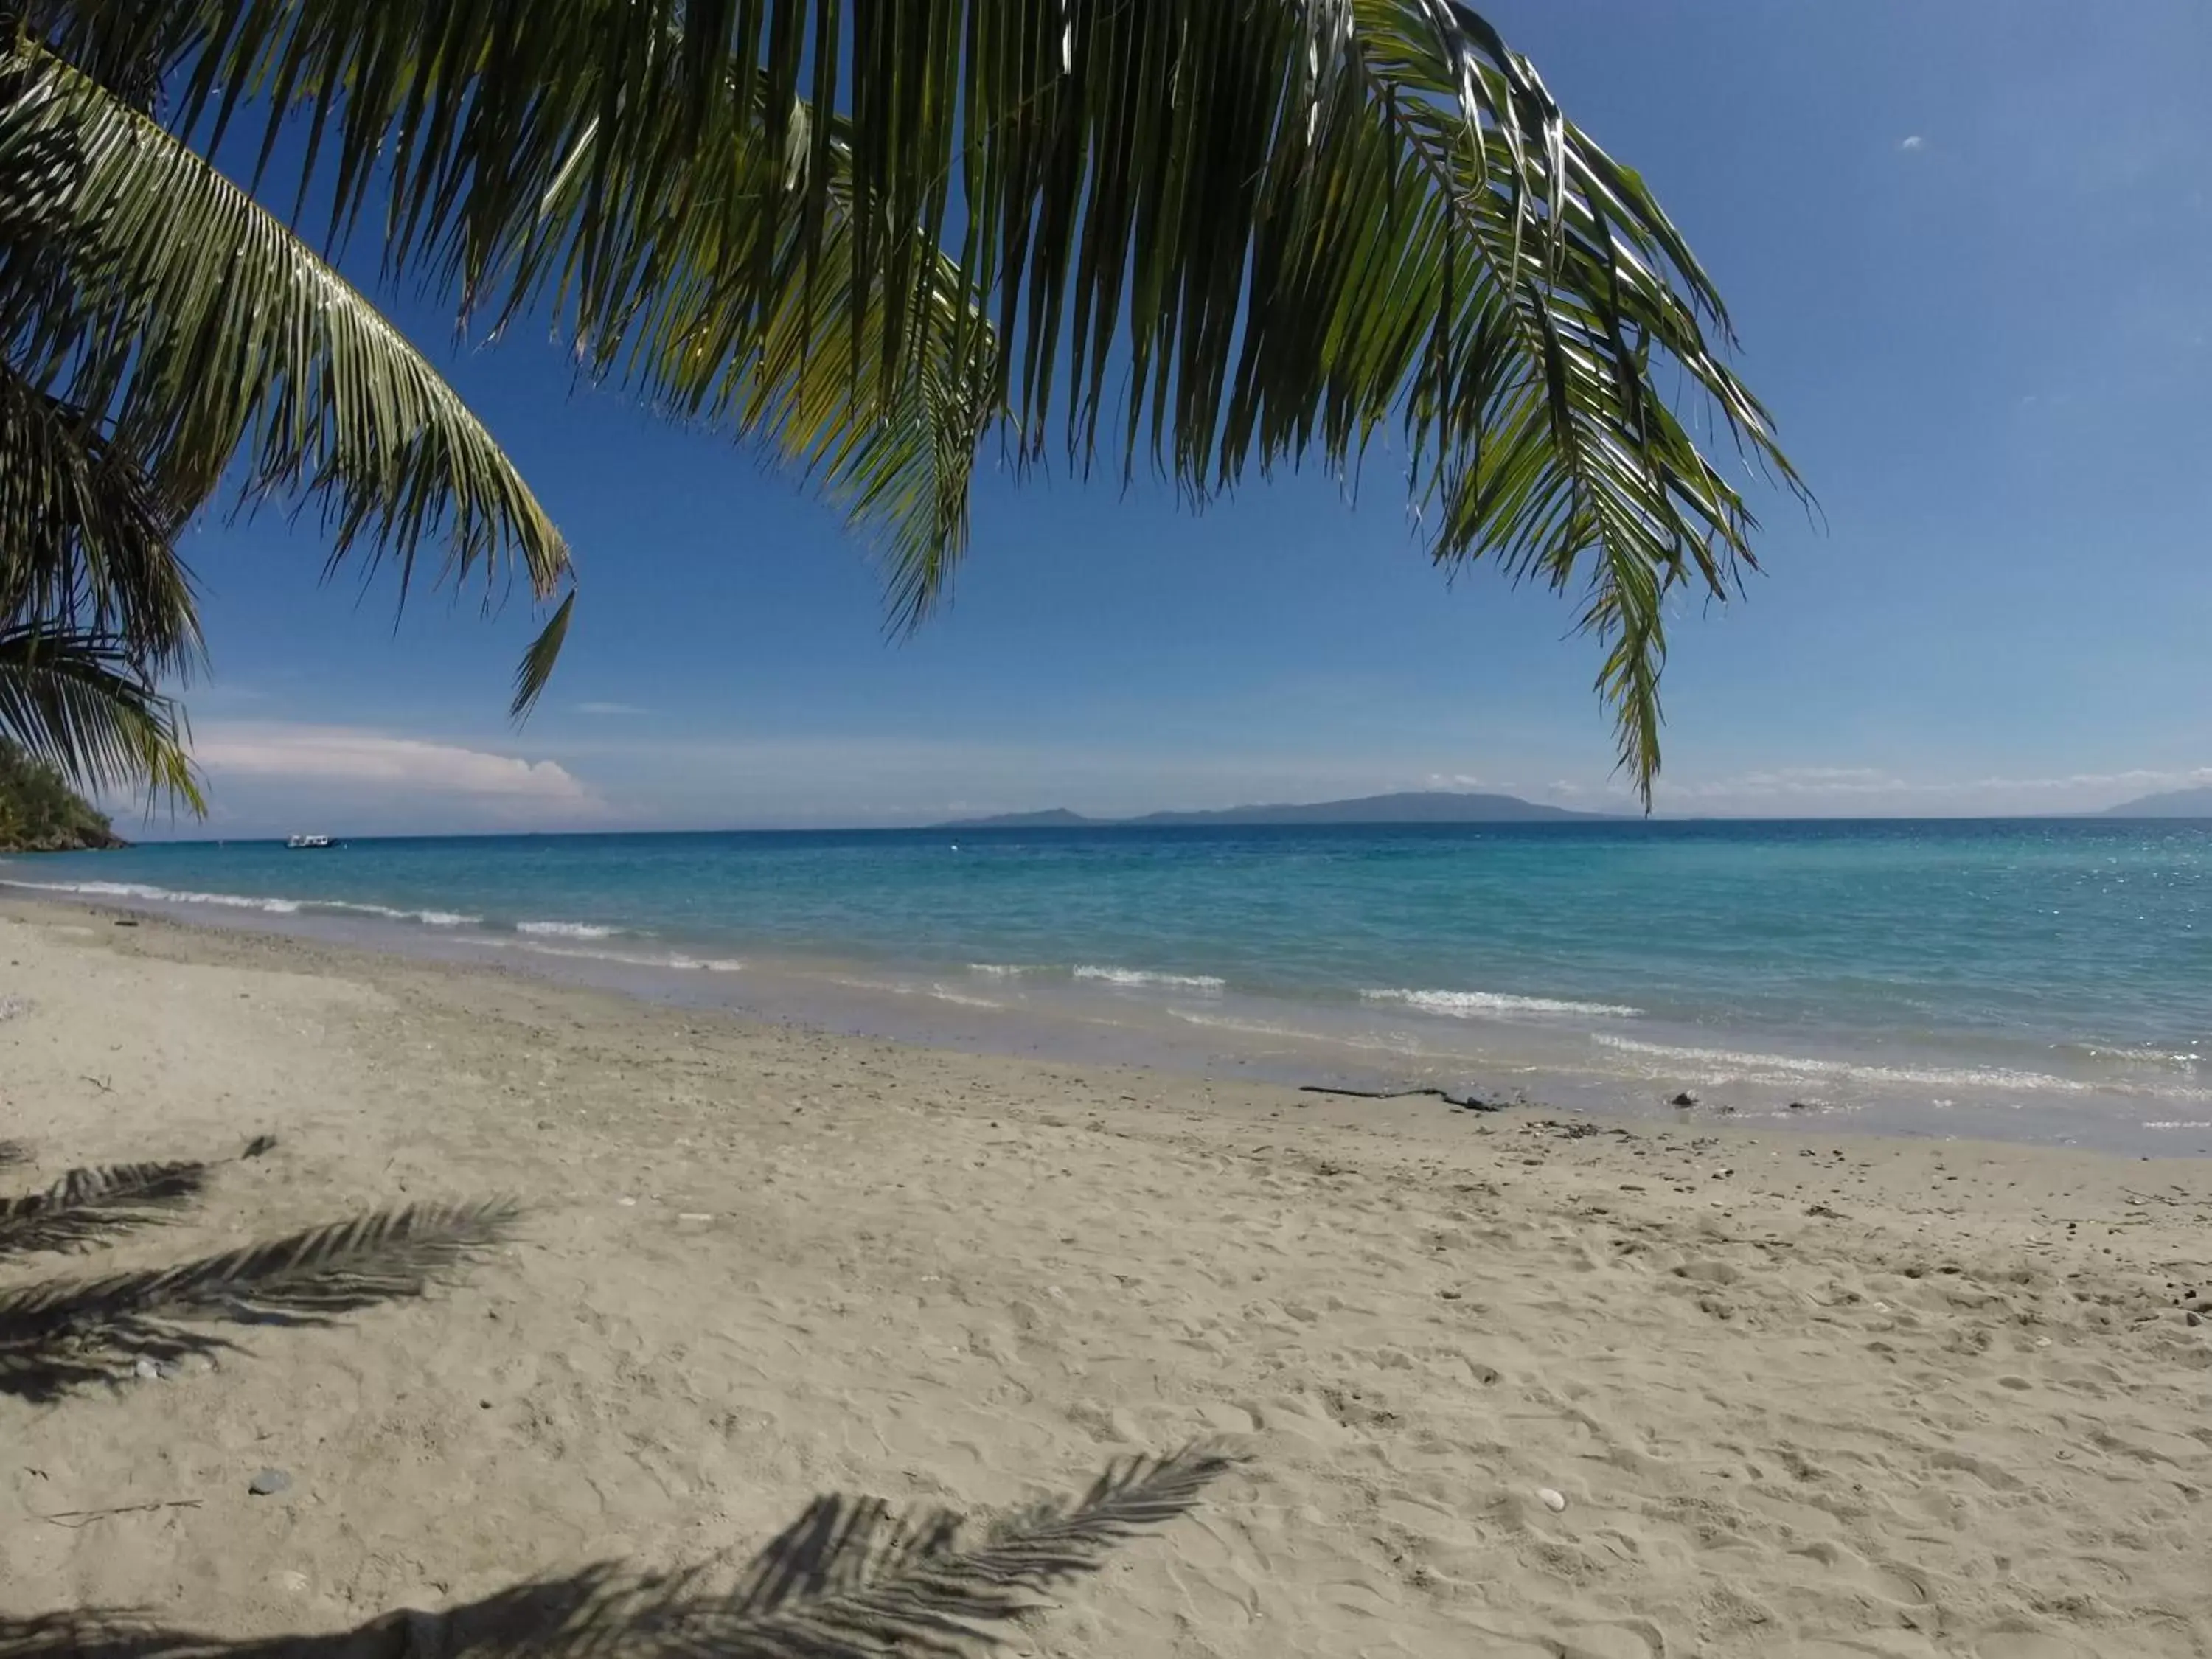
[0,738,124,850]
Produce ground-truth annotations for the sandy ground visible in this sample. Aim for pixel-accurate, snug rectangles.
[1,895,2208,1658]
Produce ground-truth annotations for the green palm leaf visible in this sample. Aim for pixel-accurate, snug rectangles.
[0,46,577,723]
[0,625,200,807]
[0,361,199,685]
[36,0,1804,795]
[480,87,998,632]
[1,47,571,605]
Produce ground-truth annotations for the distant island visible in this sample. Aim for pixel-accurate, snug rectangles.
[2102,785,2212,818]
[0,741,127,852]
[941,790,1613,830]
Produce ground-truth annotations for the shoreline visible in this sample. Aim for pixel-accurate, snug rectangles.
[8,877,2209,1158]
[3,897,2210,1655]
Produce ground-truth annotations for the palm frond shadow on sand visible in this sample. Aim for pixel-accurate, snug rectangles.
[0,1159,212,1258]
[0,1444,1242,1659]
[0,1198,517,1399]
[0,1135,276,1260]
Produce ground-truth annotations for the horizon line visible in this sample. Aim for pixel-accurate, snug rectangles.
[100,810,2212,844]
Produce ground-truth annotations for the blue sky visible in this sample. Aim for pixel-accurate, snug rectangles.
[154,0,2212,835]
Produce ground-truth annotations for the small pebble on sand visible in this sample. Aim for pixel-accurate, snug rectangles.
[248,1469,291,1497]
[1537,1487,1568,1512]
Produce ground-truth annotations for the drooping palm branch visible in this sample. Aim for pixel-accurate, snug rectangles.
[0,1197,517,1398]
[0,1444,1239,1656]
[0,367,198,676]
[4,21,1003,769]
[38,0,1804,796]
[0,58,197,793]
[485,84,999,639]
[0,49,574,681]
[0,625,201,807]
[0,41,587,804]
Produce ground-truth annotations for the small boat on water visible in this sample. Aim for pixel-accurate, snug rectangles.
[285,833,335,850]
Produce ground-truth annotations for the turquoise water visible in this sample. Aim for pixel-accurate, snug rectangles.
[8,821,2210,1147]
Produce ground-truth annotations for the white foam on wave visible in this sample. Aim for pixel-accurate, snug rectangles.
[967,963,1046,978]
[1590,1032,2129,1096]
[323,900,482,927]
[5,877,304,914]
[517,942,741,972]
[1169,1008,1418,1054]
[926,984,1006,1009]
[2071,1043,2204,1074]
[516,920,622,939]
[1074,965,1226,992]
[1363,987,1642,1020]
[4,878,481,928]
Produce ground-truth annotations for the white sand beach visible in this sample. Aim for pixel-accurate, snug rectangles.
[2,895,2208,1658]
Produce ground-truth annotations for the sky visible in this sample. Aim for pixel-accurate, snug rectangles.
[145,0,2212,835]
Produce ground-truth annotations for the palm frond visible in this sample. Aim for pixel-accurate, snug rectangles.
[689,1442,1243,1656]
[0,625,201,807]
[0,1135,273,1259]
[35,0,1804,794]
[0,1199,518,1399]
[510,590,574,721]
[70,1,998,633]
[438,1447,1240,1657]
[0,355,201,805]
[0,1158,207,1259]
[0,47,572,649]
[0,1445,1239,1657]
[0,362,201,677]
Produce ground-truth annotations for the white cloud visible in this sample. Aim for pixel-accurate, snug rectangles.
[1964,766,2212,796]
[195,723,592,802]
[1899,134,1926,152]
[1668,766,1907,799]
[574,701,650,717]
[1657,763,2212,815]
[148,722,2212,831]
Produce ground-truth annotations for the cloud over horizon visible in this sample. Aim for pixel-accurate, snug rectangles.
[1653,763,2212,815]
[195,724,592,801]
[161,724,606,834]
[111,720,2211,837]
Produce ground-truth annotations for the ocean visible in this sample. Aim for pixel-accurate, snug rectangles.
[7,819,2208,1152]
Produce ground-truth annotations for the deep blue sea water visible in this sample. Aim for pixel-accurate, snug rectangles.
[8,820,2209,1150]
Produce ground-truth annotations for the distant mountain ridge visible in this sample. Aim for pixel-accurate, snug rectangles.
[2102,785,2212,818]
[941,790,1611,830]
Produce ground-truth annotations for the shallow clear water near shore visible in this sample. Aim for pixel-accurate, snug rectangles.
[9,818,2208,1152]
